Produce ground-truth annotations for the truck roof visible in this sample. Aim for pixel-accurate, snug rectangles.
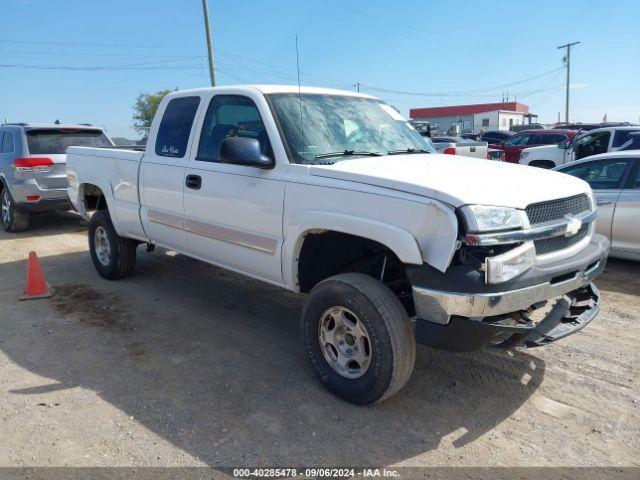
[170,84,377,99]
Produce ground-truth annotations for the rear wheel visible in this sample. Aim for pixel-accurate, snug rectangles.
[301,273,415,405]
[1,188,30,232]
[88,210,137,280]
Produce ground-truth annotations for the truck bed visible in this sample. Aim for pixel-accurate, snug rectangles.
[66,146,147,241]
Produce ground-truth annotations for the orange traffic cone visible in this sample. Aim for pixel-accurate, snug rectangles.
[19,251,54,300]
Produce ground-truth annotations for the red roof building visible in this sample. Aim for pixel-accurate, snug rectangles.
[410,102,535,133]
[410,102,529,118]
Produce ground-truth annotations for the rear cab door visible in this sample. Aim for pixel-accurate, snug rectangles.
[183,87,287,284]
[140,94,203,251]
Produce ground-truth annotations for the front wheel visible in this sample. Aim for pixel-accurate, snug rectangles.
[88,210,138,280]
[301,273,415,405]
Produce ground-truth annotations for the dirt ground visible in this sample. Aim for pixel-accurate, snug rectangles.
[0,212,638,468]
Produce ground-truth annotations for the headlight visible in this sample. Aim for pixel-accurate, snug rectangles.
[461,205,525,232]
[485,242,536,284]
[520,151,529,159]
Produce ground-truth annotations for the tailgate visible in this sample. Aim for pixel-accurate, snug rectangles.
[455,141,488,158]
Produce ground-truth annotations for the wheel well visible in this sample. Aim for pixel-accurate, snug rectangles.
[297,231,414,314]
[529,160,556,169]
[82,184,107,211]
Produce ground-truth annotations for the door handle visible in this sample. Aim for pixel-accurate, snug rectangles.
[185,174,202,190]
[596,201,612,206]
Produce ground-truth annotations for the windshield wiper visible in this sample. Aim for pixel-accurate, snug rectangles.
[387,148,431,155]
[314,150,382,159]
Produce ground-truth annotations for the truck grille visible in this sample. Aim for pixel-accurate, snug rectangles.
[526,194,591,226]
[526,194,592,255]
[534,223,589,255]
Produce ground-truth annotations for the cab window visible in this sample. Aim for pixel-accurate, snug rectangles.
[155,96,201,158]
[573,131,611,160]
[197,95,272,163]
[504,134,531,146]
[560,159,631,190]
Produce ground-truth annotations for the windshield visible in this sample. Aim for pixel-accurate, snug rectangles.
[267,93,435,164]
[26,129,112,154]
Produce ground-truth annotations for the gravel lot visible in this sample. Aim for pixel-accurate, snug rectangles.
[0,212,638,468]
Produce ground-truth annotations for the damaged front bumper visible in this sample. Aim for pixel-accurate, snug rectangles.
[409,234,609,352]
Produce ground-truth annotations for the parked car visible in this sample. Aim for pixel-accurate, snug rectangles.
[67,85,608,405]
[0,123,113,231]
[520,126,640,169]
[460,132,480,140]
[555,151,639,261]
[480,130,514,148]
[498,129,578,163]
[430,136,489,159]
[510,123,546,132]
[556,122,636,132]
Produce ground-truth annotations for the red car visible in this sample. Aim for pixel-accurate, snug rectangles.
[497,129,578,163]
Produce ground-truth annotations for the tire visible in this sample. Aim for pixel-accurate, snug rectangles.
[1,188,30,232]
[88,210,137,280]
[301,273,415,405]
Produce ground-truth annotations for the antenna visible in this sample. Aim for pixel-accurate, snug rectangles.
[295,35,305,157]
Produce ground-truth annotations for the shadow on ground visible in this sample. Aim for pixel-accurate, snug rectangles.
[597,258,640,296]
[4,210,85,238]
[0,247,545,466]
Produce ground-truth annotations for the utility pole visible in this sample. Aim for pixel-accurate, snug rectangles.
[557,41,580,123]
[354,82,360,93]
[201,0,216,86]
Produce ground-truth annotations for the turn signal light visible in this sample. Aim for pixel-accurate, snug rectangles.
[443,147,456,155]
[13,157,54,172]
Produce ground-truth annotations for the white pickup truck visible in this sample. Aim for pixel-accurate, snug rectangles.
[520,126,640,169]
[67,85,609,404]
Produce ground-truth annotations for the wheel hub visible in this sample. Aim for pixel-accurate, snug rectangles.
[318,306,372,379]
[1,191,10,226]
[94,226,111,266]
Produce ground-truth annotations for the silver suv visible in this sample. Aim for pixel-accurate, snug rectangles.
[0,123,113,232]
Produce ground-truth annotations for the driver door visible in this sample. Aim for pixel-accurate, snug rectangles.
[183,93,286,284]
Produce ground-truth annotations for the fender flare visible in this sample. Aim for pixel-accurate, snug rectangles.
[282,210,424,291]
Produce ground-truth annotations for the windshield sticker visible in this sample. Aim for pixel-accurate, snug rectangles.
[379,104,405,122]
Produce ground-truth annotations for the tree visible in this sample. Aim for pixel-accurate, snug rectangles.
[132,89,174,135]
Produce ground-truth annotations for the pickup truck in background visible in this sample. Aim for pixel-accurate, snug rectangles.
[67,85,609,404]
[497,129,577,163]
[520,126,640,169]
[429,136,489,159]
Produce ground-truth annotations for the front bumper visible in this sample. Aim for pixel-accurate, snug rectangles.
[410,234,609,352]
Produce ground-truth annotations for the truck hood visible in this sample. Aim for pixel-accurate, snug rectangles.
[308,154,590,209]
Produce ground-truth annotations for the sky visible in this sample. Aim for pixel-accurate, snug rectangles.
[1,0,639,139]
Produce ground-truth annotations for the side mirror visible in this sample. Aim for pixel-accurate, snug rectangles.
[219,137,273,168]
[558,140,570,149]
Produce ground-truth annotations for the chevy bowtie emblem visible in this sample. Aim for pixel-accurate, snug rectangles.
[564,215,582,236]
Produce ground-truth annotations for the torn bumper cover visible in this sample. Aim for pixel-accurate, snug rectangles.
[410,234,608,352]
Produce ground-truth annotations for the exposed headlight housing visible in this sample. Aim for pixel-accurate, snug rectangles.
[485,242,536,284]
[460,205,525,233]
[520,151,529,160]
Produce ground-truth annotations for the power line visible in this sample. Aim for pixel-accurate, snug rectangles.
[360,67,564,97]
